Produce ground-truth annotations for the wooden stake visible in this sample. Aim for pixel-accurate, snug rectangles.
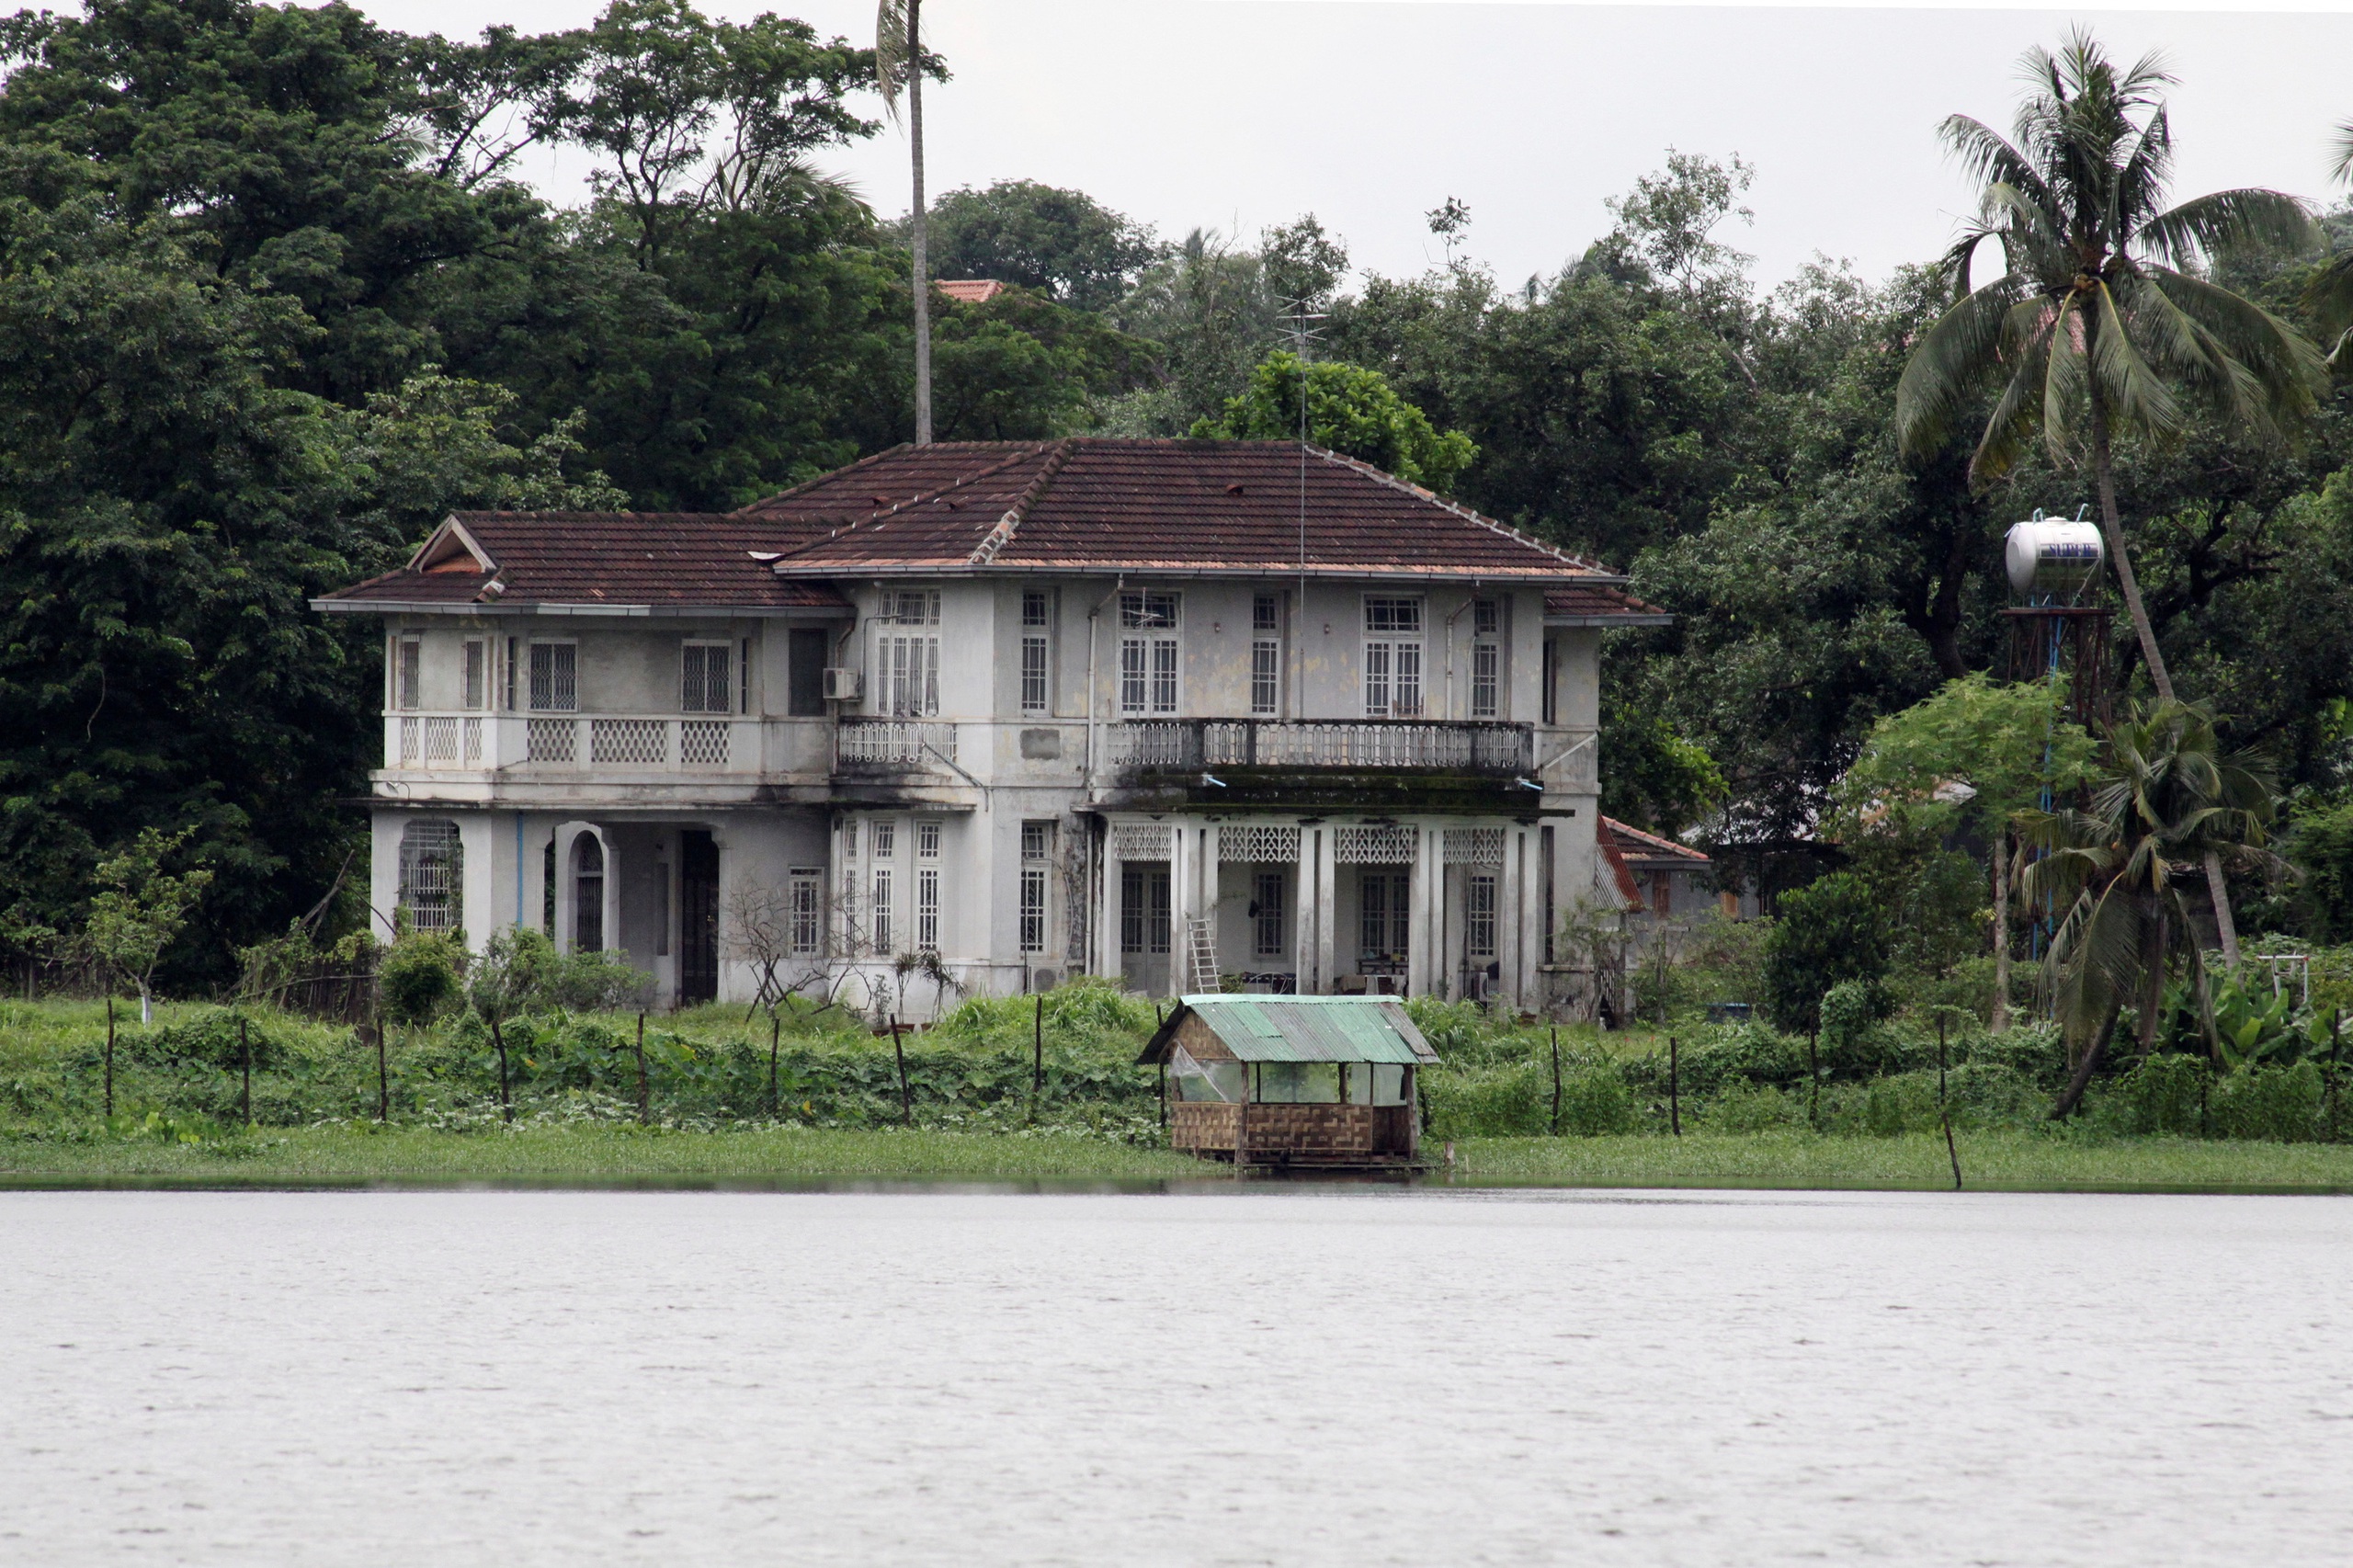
[492,1016,513,1123]
[1938,1016,1961,1190]
[1807,1027,1821,1129]
[1032,993,1045,1103]
[240,1016,252,1127]
[768,1011,781,1117]
[375,1009,389,1123]
[892,1013,912,1126]
[104,995,115,1120]
[1549,1027,1562,1136]
[635,1011,649,1125]
[1668,1034,1681,1137]
[1158,1060,1166,1127]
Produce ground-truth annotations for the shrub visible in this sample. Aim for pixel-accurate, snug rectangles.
[1761,873,1890,1033]
[2100,1053,2211,1136]
[2211,1062,2325,1142]
[1699,1080,1801,1132]
[1966,1022,2068,1088]
[1675,1023,1807,1096]
[381,931,466,1024]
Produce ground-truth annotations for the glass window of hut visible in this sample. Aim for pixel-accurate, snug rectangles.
[1256,1062,1340,1103]
[1368,1063,1407,1105]
[1172,1060,1245,1102]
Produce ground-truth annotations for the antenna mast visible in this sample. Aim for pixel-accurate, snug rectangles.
[1278,296,1326,718]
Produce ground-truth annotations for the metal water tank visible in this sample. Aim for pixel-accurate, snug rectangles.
[2005,514,2104,597]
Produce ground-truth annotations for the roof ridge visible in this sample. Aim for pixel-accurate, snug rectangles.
[1308,445,1621,580]
[967,437,1075,565]
[765,442,1058,564]
[732,445,909,514]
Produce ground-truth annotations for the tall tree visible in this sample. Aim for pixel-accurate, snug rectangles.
[874,0,932,444]
[1893,29,2325,966]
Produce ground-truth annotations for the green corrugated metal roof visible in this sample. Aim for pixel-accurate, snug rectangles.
[1137,994,1439,1066]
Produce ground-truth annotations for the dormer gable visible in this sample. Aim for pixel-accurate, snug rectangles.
[410,517,498,576]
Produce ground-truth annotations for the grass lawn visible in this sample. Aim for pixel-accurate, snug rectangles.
[5,1123,2353,1191]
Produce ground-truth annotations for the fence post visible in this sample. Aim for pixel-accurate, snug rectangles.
[1938,1016,1962,1190]
[1807,1027,1821,1130]
[491,1017,513,1123]
[1668,1034,1680,1137]
[1549,1027,1562,1136]
[375,1006,389,1123]
[1032,994,1045,1106]
[104,995,116,1120]
[240,1015,253,1127]
[635,1011,649,1125]
[768,1011,781,1117]
[892,1013,912,1126]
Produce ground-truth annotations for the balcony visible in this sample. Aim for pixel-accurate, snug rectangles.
[1106,719,1536,776]
[383,712,763,775]
[835,717,960,772]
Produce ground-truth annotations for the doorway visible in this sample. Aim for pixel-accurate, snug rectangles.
[679,829,720,1006]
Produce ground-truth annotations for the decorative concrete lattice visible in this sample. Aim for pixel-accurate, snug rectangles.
[1109,823,1173,860]
[527,717,576,763]
[425,716,460,764]
[398,717,420,764]
[1219,824,1301,863]
[680,721,730,767]
[1443,827,1506,865]
[1335,824,1418,863]
[461,718,483,765]
[591,719,667,765]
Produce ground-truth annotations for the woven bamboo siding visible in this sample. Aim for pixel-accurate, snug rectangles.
[1170,1101,1240,1153]
[1175,1015,1233,1062]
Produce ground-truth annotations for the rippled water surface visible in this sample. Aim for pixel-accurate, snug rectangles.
[4,1187,2349,1564]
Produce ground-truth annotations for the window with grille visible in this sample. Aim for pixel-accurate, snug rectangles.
[397,820,462,931]
[1472,641,1500,719]
[1018,867,1048,953]
[1020,820,1055,861]
[1117,591,1180,716]
[917,820,940,859]
[1466,873,1498,959]
[1473,598,1500,636]
[1362,597,1424,718]
[394,637,422,710]
[573,834,605,951]
[1249,592,1282,716]
[874,630,939,716]
[1020,634,1049,713]
[1120,866,1171,954]
[461,640,487,710]
[1254,870,1285,957]
[790,869,823,954]
[917,867,940,953]
[505,637,518,710]
[681,642,732,712]
[871,867,893,954]
[883,590,941,626]
[871,820,896,859]
[529,642,576,711]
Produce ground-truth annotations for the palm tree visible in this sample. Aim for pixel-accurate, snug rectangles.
[876,0,932,445]
[1895,30,2324,967]
[2017,700,2278,1118]
[2299,122,2353,360]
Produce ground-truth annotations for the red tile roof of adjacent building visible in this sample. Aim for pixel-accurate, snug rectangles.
[1546,583,1671,622]
[1601,816,1712,865]
[936,278,1005,303]
[736,438,1640,584]
[317,512,848,612]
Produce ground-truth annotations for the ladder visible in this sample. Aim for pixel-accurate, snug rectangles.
[1183,917,1219,994]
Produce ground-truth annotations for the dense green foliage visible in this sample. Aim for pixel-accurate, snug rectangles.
[13,6,2353,997]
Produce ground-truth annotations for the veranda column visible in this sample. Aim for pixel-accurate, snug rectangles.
[1099,829,1123,983]
[1199,823,1222,991]
[1166,821,1192,998]
[1501,825,1528,1012]
[1291,825,1317,994]
[1312,825,1337,994]
[1405,823,1434,997]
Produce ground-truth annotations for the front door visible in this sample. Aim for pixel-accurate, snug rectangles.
[679,830,720,1005]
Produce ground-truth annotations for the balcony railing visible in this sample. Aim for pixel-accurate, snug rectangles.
[835,717,960,770]
[1107,719,1536,775]
[383,712,758,774]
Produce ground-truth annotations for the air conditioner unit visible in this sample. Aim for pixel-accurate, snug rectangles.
[822,666,863,701]
[1029,968,1059,993]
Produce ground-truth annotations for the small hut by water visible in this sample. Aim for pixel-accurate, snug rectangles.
[1137,995,1439,1165]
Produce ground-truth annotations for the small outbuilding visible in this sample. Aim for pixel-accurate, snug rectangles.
[1138,994,1439,1165]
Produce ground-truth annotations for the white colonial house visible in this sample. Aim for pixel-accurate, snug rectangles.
[316,438,1668,1017]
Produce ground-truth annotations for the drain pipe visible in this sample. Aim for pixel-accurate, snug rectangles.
[1443,586,1478,720]
[1084,574,1125,794]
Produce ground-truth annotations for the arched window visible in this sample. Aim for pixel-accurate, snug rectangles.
[574,834,605,951]
[398,821,463,933]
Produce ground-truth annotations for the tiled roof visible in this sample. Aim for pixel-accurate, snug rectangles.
[738,438,1635,583]
[1601,816,1711,866]
[318,512,849,612]
[1546,584,1671,622]
[937,278,1005,303]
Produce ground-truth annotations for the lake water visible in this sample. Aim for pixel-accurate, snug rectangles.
[3,1187,2348,1565]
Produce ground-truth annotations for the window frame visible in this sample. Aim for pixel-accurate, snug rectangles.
[393,635,423,711]
[1253,870,1286,958]
[680,640,733,714]
[528,641,578,713]
[1361,597,1425,719]
[1117,590,1181,717]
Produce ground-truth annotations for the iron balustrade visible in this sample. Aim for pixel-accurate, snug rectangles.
[1106,719,1538,774]
[835,717,960,769]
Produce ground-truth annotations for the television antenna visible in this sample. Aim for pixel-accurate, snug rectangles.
[1274,296,1327,701]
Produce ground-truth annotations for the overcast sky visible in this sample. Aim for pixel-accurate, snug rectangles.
[357,0,2353,290]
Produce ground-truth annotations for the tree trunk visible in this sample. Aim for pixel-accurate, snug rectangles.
[2087,383,2173,703]
[1991,830,2011,1033]
[2134,903,2168,1056]
[2051,1004,2122,1120]
[2204,849,2241,971]
[908,0,931,447]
